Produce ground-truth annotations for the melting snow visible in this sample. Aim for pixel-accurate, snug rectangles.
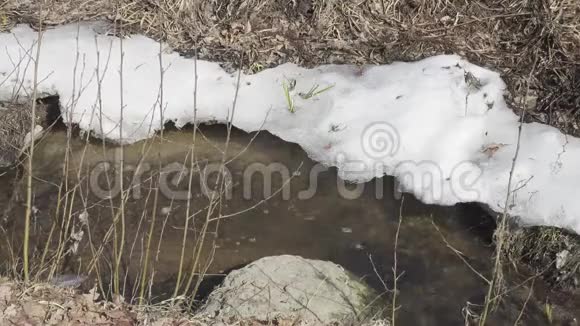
[1,22,579,232]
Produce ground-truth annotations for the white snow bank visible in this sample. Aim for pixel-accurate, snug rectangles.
[1,23,579,232]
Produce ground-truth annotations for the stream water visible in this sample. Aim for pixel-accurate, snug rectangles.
[0,125,575,325]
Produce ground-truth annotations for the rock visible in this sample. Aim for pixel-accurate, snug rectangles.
[556,250,570,270]
[198,255,384,324]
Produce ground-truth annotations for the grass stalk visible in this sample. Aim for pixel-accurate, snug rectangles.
[113,21,126,296]
[173,50,198,298]
[391,196,404,325]
[23,12,43,283]
[139,171,159,305]
[479,58,537,325]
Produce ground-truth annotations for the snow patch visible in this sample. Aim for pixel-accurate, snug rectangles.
[1,22,579,233]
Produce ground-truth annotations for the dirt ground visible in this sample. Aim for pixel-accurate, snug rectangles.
[1,0,579,135]
[0,277,321,326]
[0,277,390,325]
[0,277,202,325]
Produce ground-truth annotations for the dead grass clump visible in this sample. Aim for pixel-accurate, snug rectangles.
[504,226,580,290]
[0,277,210,325]
[1,0,579,134]
[0,101,46,168]
[0,277,133,325]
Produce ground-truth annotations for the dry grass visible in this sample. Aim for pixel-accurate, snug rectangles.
[0,277,212,325]
[0,277,391,325]
[1,0,579,134]
[504,226,580,290]
[0,102,46,168]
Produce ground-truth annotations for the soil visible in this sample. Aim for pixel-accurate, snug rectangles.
[0,277,199,325]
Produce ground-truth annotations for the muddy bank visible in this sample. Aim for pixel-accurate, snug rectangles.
[0,125,578,324]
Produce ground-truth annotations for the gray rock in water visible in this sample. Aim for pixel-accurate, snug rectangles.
[198,255,384,324]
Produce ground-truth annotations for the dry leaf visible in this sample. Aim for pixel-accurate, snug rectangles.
[481,143,507,158]
[3,303,18,318]
[0,284,12,302]
[81,287,100,305]
[21,301,45,319]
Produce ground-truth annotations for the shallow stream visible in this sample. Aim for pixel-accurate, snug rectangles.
[0,126,576,325]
